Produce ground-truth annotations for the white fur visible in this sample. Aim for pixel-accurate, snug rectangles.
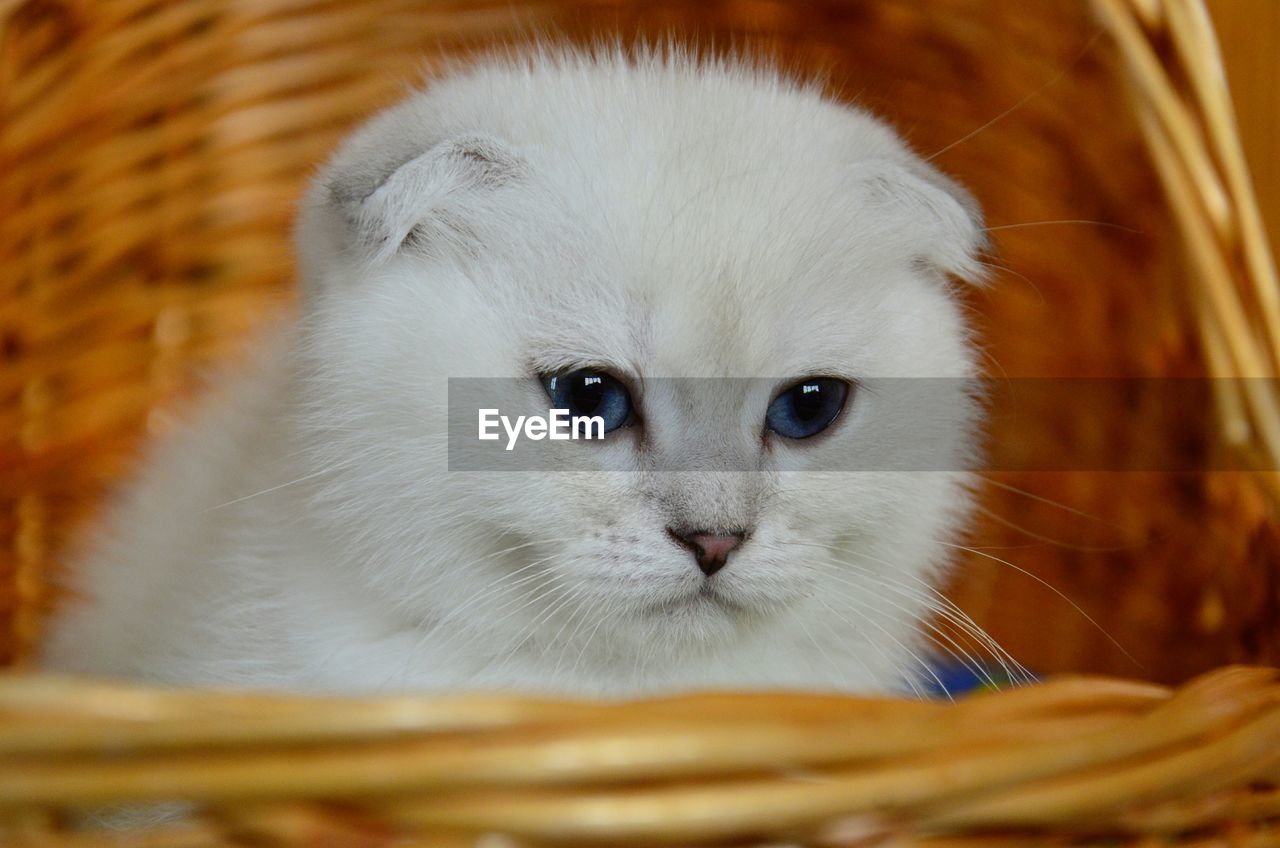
[44,49,986,696]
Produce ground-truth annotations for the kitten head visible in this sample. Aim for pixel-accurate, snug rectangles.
[292,49,986,691]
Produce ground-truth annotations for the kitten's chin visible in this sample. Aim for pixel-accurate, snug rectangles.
[631,582,787,644]
[643,583,744,616]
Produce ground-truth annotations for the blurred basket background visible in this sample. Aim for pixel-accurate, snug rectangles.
[3,0,1280,844]
[3,0,1278,679]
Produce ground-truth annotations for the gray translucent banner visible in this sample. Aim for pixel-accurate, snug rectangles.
[446,377,1265,472]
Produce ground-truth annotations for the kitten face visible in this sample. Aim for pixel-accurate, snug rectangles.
[293,52,984,685]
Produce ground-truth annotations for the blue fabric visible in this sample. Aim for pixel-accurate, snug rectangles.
[921,660,1036,697]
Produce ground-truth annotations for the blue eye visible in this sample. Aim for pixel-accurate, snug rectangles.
[544,370,633,434]
[766,377,850,439]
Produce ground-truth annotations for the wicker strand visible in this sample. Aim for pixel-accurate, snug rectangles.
[0,667,1276,845]
[1094,0,1280,485]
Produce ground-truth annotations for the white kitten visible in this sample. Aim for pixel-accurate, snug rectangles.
[44,48,987,696]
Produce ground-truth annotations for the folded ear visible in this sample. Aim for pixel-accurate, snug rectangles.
[324,133,525,265]
[852,159,989,284]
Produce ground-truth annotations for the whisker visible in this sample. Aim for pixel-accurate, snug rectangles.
[980,476,1112,521]
[793,612,847,691]
[782,538,1030,684]
[439,557,561,631]
[977,258,1044,305]
[438,546,577,623]
[814,595,937,700]
[828,572,1001,691]
[927,31,1102,162]
[976,505,1139,553]
[847,597,988,699]
[801,599,882,690]
[421,562,576,664]
[814,563,1003,691]
[404,546,570,647]
[568,599,616,681]
[201,464,343,512]
[944,542,1142,669]
[983,219,1140,234]
[549,586,602,679]
[493,576,593,672]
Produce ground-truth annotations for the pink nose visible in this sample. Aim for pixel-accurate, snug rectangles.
[667,529,746,576]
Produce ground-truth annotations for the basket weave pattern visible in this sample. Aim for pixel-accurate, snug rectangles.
[4,667,1280,845]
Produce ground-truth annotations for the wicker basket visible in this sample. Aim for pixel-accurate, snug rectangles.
[3,0,1280,844]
